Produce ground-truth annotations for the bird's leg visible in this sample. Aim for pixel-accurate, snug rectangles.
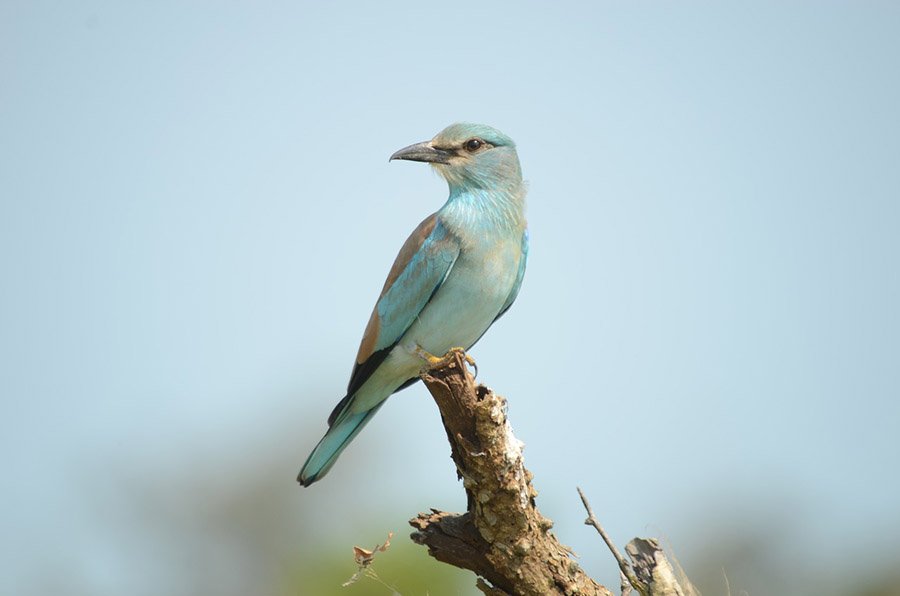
[413,345,477,377]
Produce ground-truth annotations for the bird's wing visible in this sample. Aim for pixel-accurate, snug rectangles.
[493,229,529,323]
[327,214,460,426]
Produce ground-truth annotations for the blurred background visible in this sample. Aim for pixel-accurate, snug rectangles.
[2,2,899,595]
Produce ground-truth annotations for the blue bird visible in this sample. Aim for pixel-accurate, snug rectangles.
[298,123,528,487]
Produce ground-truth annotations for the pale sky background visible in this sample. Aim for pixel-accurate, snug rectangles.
[2,2,899,595]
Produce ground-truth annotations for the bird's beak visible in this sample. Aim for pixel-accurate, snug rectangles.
[389,141,453,164]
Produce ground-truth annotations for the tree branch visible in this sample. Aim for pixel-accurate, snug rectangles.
[409,350,612,596]
[578,486,645,593]
[577,488,700,596]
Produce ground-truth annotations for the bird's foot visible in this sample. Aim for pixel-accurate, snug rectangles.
[414,345,477,377]
[446,347,477,375]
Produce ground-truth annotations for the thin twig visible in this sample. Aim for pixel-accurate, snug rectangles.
[577,487,644,593]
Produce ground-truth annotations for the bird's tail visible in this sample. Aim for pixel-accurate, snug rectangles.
[297,403,382,487]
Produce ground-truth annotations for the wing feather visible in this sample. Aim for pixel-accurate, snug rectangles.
[336,214,460,416]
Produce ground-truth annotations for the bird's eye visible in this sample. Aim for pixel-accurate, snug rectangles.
[464,138,482,152]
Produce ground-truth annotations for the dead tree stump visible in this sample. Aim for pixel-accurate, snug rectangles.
[408,350,613,596]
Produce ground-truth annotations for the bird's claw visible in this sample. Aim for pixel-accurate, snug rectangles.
[414,346,478,377]
[449,347,478,378]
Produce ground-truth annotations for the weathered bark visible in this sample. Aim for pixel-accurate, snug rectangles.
[408,350,613,596]
[624,538,699,596]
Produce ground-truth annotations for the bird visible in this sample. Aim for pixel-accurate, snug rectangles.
[298,123,528,487]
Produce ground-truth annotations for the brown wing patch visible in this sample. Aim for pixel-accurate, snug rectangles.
[379,215,437,298]
[354,213,438,365]
[356,308,381,366]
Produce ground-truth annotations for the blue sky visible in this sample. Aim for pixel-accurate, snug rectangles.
[2,2,899,594]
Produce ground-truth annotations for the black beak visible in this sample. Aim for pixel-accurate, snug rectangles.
[389,141,453,164]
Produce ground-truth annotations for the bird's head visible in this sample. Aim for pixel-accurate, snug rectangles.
[390,123,522,192]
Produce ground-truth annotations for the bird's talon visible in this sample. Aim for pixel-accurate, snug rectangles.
[414,345,477,376]
[447,347,478,377]
[445,347,478,377]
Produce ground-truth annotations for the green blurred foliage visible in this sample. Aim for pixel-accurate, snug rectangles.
[25,423,899,596]
[279,540,473,596]
[90,437,480,596]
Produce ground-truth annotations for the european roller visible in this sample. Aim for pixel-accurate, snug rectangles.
[298,123,528,487]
